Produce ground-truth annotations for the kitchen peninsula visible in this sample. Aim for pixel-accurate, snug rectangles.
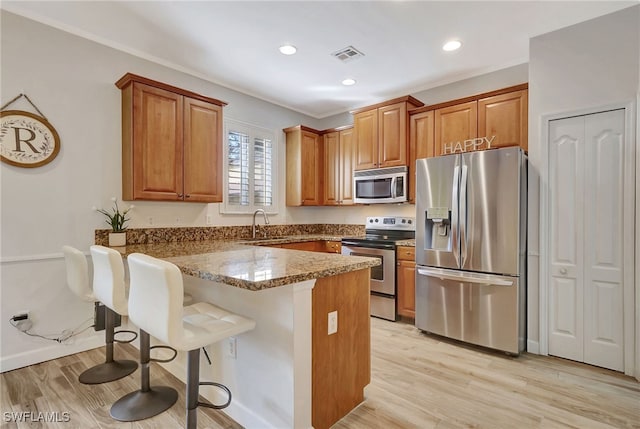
[106,233,379,429]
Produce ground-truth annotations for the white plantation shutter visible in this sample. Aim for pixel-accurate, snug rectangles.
[222,120,277,214]
[227,131,250,206]
[253,137,273,207]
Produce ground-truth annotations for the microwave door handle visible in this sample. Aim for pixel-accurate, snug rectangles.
[460,164,468,267]
[451,165,460,267]
[390,176,397,199]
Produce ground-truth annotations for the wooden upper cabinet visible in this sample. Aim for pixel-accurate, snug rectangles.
[352,96,423,171]
[478,89,528,152]
[323,131,340,205]
[324,127,355,206]
[434,101,477,156]
[338,127,355,205]
[378,102,408,168]
[183,98,223,202]
[408,110,434,203]
[285,126,323,206]
[353,109,378,170]
[117,73,226,202]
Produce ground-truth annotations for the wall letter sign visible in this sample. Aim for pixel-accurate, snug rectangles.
[0,110,60,168]
[442,135,496,154]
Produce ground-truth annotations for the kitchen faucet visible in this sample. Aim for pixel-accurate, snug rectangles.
[252,209,269,238]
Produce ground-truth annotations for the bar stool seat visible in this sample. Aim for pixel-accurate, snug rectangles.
[62,246,138,384]
[122,253,255,428]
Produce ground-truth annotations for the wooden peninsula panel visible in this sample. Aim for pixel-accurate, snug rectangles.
[312,268,371,429]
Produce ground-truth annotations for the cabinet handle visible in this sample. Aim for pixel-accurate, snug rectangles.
[177,193,183,198]
[185,194,191,198]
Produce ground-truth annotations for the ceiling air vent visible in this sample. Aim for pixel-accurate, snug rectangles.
[331,46,365,63]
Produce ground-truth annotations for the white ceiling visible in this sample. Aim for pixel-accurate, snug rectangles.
[2,1,636,118]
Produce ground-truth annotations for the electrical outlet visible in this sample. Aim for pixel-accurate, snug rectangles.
[206,215,213,225]
[227,337,237,359]
[328,311,338,335]
[12,311,32,332]
[175,217,182,224]
[12,310,29,321]
[148,216,154,225]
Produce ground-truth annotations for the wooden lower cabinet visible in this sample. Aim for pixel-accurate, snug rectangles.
[275,240,341,253]
[396,246,416,318]
[312,269,370,429]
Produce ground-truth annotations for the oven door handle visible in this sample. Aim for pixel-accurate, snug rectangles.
[341,241,396,250]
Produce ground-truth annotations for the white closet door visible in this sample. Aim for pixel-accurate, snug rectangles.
[548,109,626,371]
[549,116,585,362]
[583,110,625,371]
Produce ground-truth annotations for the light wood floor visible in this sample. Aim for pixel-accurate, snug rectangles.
[2,318,639,428]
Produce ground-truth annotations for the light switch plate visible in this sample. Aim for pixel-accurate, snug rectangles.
[328,311,338,335]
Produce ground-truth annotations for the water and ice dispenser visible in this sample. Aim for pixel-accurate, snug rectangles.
[423,207,451,251]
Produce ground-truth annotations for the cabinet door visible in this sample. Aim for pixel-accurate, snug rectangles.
[409,110,434,203]
[378,102,407,168]
[434,101,477,156]
[323,131,340,206]
[478,90,528,152]
[397,260,416,318]
[301,130,322,205]
[280,241,323,251]
[183,97,223,202]
[324,241,342,254]
[339,128,355,205]
[353,109,378,170]
[132,83,183,200]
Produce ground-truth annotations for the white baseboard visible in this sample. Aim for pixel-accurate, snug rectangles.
[0,334,104,373]
[527,339,540,354]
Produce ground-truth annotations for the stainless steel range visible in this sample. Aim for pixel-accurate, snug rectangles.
[342,216,415,321]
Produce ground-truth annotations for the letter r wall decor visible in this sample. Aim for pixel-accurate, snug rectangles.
[0,105,60,168]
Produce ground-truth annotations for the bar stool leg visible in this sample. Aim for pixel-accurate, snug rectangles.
[186,349,200,429]
[79,307,137,384]
[110,330,178,421]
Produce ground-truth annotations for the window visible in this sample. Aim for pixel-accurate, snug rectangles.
[222,119,277,214]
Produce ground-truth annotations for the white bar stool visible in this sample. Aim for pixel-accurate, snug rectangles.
[123,253,256,429]
[62,245,138,384]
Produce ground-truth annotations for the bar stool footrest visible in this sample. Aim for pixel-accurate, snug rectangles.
[79,359,138,385]
[114,329,138,344]
[197,382,232,409]
[149,345,178,363]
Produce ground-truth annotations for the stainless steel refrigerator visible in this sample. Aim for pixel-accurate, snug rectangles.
[415,147,527,354]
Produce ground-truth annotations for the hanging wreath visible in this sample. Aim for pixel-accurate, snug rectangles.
[0,94,61,168]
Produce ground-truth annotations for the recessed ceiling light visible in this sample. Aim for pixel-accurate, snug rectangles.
[342,78,356,86]
[279,44,297,55]
[442,40,462,52]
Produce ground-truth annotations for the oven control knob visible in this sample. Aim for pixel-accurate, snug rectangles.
[374,219,378,223]
[401,219,406,223]
[408,220,412,224]
[369,219,374,223]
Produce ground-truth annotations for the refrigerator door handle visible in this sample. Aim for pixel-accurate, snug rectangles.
[460,164,469,266]
[416,267,514,286]
[451,165,460,267]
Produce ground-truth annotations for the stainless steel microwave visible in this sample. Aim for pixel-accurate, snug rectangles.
[353,166,408,204]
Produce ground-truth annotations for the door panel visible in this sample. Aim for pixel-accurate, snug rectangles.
[461,148,523,275]
[584,109,625,371]
[415,154,459,269]
[548,109,626,372]
[323,131,339,205]
[549,116,584,363]
[133,83,183,200]
[339,128,355,205]
[415,268,521,354]
[183,98,222,202]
